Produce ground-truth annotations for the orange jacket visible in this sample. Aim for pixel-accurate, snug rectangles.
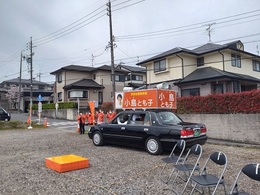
[97,112,104,123]
[77,114,86,124]
[106,112,116,122]
[86,113,94,125]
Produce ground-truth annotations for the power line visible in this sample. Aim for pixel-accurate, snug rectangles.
[116,9,260,40]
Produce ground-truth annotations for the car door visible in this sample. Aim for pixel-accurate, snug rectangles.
[125,112,151,147]
[0,108,4,120]
[101,112,130,143]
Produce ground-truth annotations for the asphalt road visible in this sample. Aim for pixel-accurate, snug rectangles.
[11,113,69,123]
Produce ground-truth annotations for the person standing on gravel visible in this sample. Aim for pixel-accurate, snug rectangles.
[77,113,86,134]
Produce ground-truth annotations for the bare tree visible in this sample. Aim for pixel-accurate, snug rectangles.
[5,85,19,109]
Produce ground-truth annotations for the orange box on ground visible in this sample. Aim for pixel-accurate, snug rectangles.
[45,154,89,173]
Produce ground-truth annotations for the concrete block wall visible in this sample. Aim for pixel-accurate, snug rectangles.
[179,114,260,145]
[34,109,260,145]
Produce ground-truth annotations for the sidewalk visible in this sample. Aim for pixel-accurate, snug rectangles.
[207,138,260,149]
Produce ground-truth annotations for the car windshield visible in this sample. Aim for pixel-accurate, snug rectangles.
[157,111,182,125]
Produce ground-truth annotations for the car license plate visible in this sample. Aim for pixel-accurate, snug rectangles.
[193,128,201,136]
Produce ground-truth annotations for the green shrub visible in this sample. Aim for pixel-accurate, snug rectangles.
[32,102,77,110]
[0,121,45,130]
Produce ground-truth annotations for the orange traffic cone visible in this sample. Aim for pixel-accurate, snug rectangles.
[44,117,48,128]
[27,116,30,124]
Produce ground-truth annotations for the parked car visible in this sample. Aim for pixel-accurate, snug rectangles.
[88,110,207,155]
[0,107,11,121]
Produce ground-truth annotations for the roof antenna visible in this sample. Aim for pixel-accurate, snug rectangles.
[204,22,216,43]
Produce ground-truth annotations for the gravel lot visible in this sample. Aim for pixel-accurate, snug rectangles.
[0,128,259,195]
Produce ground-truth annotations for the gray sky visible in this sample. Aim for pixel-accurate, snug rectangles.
[1,0,260,84]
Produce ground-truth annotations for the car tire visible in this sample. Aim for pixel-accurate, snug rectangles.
[92,131,103,146]
[145,136,162,155]
[4,118,8,122]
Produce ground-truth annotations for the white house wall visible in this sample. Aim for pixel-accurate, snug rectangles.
[224,51,260,79]
[181,83,212,96]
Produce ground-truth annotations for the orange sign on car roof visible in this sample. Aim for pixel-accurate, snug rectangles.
[121,89,176,109]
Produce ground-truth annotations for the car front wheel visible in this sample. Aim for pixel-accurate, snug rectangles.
[145,136,162,155]
[92,131,103,146]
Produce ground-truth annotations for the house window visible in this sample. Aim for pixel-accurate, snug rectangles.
[68,90,89,98]
[93,74,96,80]
[197,57,204,67]
[58,92,62,101]
[213,84,223,94]
[98,91,103,105]
[181,88,200,97]
[231,54,241,68]
[114,75,125,82]
[57,74,62,83]
[132,75,143,81]
[233,81,240,93]
[38,85,45,90]
[252,60,260,72]
[154,59,166,72]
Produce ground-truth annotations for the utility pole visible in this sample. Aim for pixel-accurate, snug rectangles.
[28,37,33,129]
[18,51,24,114]
[107,0,116,97]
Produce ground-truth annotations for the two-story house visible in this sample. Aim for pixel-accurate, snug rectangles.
[0,78,53,112]
[116,64,147,89]
[50,64,146,107]
[136,40,260,96]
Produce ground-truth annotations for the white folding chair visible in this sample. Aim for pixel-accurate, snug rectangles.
[229,163,260,195]
[189,151,228,195]
[171,144,203,195]
[159,140,186,184]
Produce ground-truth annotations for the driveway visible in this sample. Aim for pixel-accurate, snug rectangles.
[0,128,259,195]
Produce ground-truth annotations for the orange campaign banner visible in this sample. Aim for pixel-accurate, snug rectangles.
[88,101,95,121]
[122,89,176,109]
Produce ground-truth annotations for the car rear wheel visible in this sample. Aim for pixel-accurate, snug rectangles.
[145,136,162,155]
[92,131,103,146]
[4,118,8,122]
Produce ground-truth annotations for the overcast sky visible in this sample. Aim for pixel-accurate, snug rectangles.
[1,0,260,84]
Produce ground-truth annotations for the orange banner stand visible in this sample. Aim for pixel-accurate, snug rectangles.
[88,101,95,124]
[122,89,176,109]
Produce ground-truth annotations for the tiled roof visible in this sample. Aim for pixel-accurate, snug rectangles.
[136,40,259,65]
[117,64,146,72]
[136,47,192,65]
[178,67,260,84]
[63,79,103,90]
[191,43,227,54]
[1,78,50,85]
[50,64,128,75]
[94,65,128,73]
[50,65,96,74]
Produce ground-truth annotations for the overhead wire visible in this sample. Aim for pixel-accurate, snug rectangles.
[1,4,260,82]
[116,9,260,40]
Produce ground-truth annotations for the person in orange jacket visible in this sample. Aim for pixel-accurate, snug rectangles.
[86,112,94,125]
[77,112,86,134]
[97,109,105,124]
[106,110,116,123]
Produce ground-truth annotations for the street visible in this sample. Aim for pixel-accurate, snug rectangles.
[10,113,78,131]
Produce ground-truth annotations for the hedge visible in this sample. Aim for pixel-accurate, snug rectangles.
[176,90,260,114]
[31,90,260,114]
[32,102,77,110]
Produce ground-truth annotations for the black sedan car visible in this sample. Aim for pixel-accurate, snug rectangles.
[88,110,207,155]
[0,107,11,121]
